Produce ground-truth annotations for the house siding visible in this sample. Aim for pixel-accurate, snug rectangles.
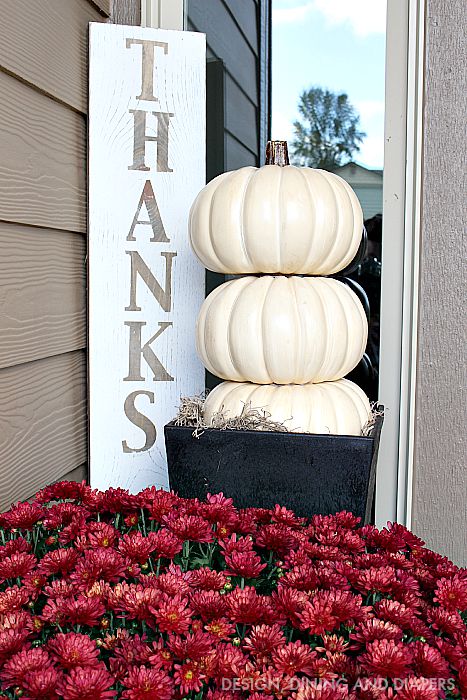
[0,0,140,509]
[411,0,466,564]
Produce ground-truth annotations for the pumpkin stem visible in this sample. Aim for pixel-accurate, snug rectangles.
[265,140,290,166]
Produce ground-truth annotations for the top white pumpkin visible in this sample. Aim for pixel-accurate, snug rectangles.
[189,165,363,275]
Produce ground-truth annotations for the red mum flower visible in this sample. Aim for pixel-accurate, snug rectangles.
[60,595,106,627]
[100,487,139,514]
[434,572,467,611]
[226,586,276,624]
[71,548,127,588]
[164,514,213,543]
[205,618,236,640]
[121,666,174,700]
[38,548,79,576]
[256,524,299,555]
[84,522,119,550]
[151,570,191,597]
[119,584,163,625]
[360,639,413,678]
[203,493,237,525]
[57,664,115,700]
[395,677,440,700]
[147,530,183,560]
[0,610,32,632]
[271,504,306,528]
[291,680,348,700]
[350,619,403,644]
[118,532,157,564]
[353,566,396,594]
[272,586,309,626]
[48,632,100,668]
[0,628,30,663]
[243,624,286,659]
[174,661,205,695]
[23,572,48,597]
[224,551,266,579]
[299,597,338,636]
[191,590,228,621]
[1,501,44,529]
[167,630,213,661]
[272,640,317,675]
[0,648,52,687]
[409,641,451,678]
[153,595,192,634]
[427,605,465,636]
[22,667,62,700]
[213,645,249,680]
[375,599,416,628]
[34,479,86,504]
[42,503,88,530]
[315,634,351,655]
[189,568,227,591]
[280,564,319,591]
[0,585,31,613]
[0,552,37,583]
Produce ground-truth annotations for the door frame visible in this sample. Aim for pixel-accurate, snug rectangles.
[376,0,425,528]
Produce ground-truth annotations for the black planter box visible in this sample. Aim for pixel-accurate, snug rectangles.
[164,409,383,523]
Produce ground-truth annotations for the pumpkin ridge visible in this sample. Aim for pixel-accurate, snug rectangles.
[238,168,258,271]
[259,276,277,383]
[320,170,361,273]
[297,167,318,274]
[289,276,305,382]
[224,277,255,380]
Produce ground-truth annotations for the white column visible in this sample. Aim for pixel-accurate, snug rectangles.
[141,0,185,30]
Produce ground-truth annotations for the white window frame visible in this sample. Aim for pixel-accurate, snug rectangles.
[141,0,185,30]
[376,0,425,528]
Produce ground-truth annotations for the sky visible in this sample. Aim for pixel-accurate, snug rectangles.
[271,0,387,169]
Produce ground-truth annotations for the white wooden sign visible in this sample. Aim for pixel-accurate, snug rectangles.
[89,23,205,492]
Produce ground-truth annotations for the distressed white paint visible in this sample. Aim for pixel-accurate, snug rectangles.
[141,0,185,30]
[89,23,205,492]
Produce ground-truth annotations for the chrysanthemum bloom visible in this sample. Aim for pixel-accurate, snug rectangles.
[42,502,88,529]
[118,584,163,625]
[243,624,286,660]
[202,492,237,526]
[121,666,174,700]
[271,586,309,626]
[60,594,106,627]
[57,664,116,700]
[83,522,119,550]
[360,639,413,678]
[256,524,299,555]
[0,585,31,614]
[174,661,205,695]
[280,564,319,591]
[212,645,249,681]
[395,677,440,700]
[152,595,192,634]
[224,551,266,579]
[434,572,467,611]
[220,534,255,557]
[48,632,100,669]
[71,548,127,587]
[292,679,350,700]
[22,572,48,597]
[38,548,79,576]
[271,640,317,675]
[226,586,276,625]
[118,531,157,564]
[164,513,214,543]
[147,530,183,560]
[189,568,227,591]
[22,667,62,700]
[190,590,228,621]
[427,605,465,636]
[100,487,139,514]
[0,648,52,687]
[166,630,213,662]
[299,596,338,635]
[350,618,403,644]
[204,617,236,640]
[353,566,396,594]
[43,579,75,599]
[151,569,191,597]
[0,501,44,529]
[0,552,37,583]
[375,598,417,628]
[315,634,351,655]
[409,640,451,678]
[0,627,30,663]
[271,504,306,528]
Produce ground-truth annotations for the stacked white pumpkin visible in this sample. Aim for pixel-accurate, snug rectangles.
[189,141,371,436]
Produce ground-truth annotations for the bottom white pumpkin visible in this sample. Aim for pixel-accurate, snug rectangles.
[203,379,371,436]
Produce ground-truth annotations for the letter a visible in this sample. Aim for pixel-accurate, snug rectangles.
[127,180,169,242]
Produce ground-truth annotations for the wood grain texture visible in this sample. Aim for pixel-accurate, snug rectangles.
[109,0,141,25]
[412,0,467,565]
[0,70,86,233]
[90,0,111,15]
[0,223,86,369]
[188,0,259,105]
[0,0,106,113]
[0,352,87,511]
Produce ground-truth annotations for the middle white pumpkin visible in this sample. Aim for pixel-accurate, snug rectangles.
[196,276,368,384]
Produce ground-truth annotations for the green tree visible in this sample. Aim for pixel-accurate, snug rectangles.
[291,87,366,169]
